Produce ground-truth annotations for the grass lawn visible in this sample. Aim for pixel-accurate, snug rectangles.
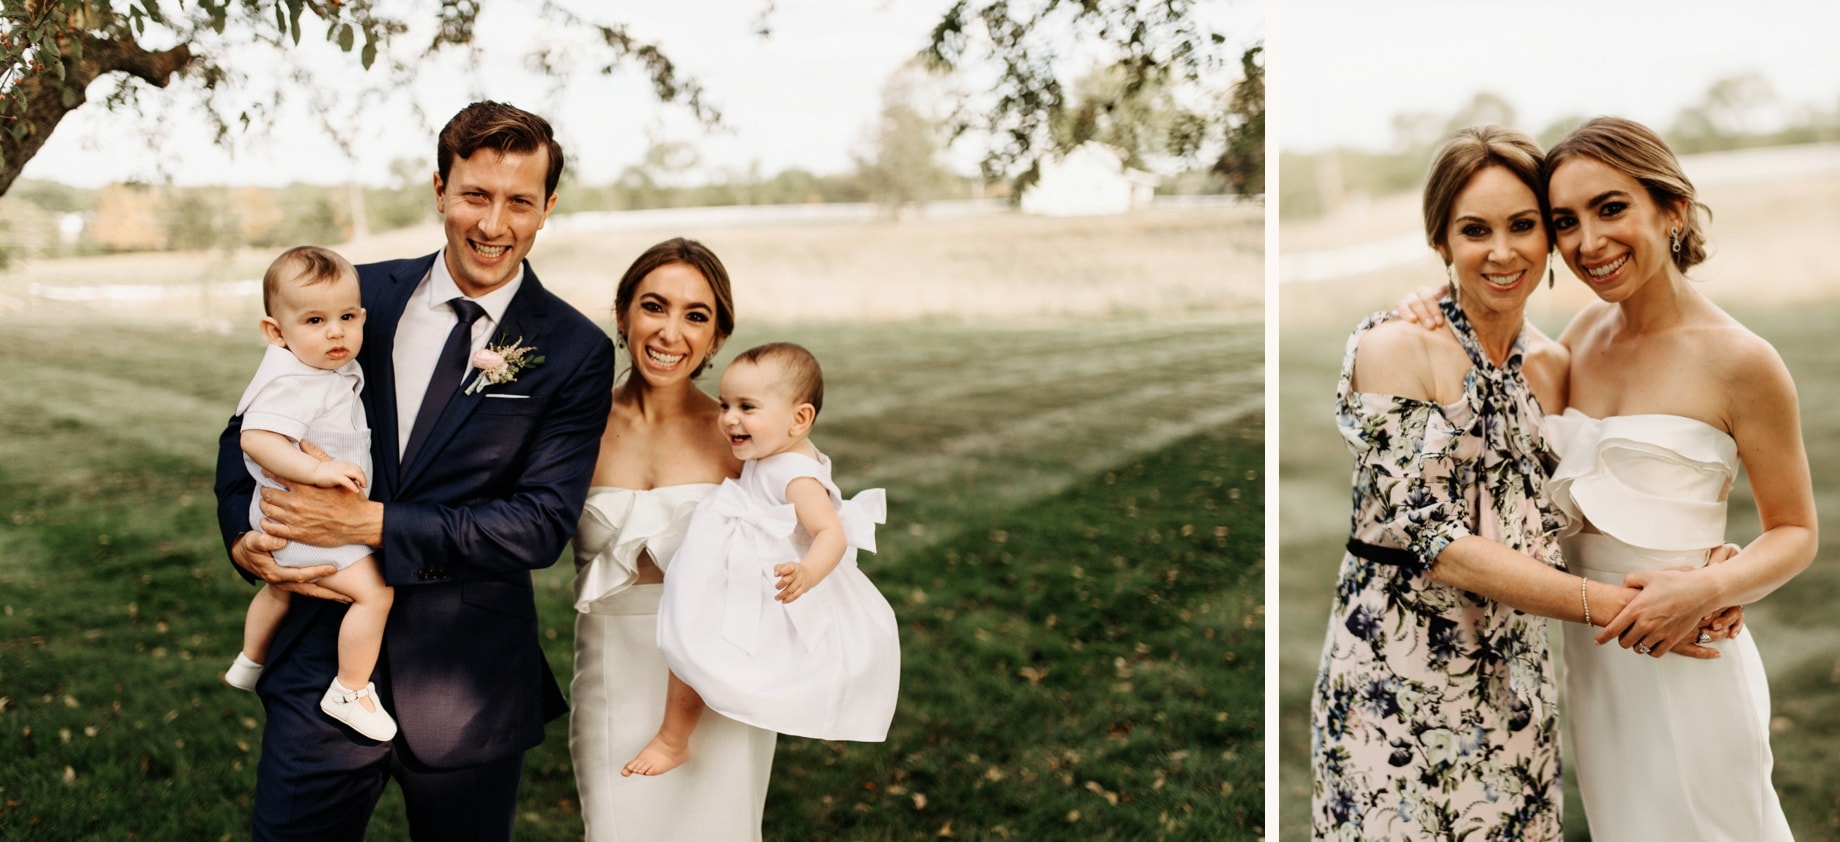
[1278,303,1840,840]
[0,310,1262,840]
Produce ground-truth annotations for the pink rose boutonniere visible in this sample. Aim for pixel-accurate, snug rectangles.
[465,338,544,395]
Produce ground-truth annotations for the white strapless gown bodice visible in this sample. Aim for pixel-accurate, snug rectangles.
[1544,409,1790,841]
[569,485,776,842]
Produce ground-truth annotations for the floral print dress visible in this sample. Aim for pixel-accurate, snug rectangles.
[1310,301,1566,841]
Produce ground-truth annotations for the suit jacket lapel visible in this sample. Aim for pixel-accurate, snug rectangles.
[364,253,438,500]
[398,261,553,492]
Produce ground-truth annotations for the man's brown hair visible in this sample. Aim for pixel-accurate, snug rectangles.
[436,101,565,198]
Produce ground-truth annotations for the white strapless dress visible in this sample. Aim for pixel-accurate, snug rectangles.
[569,485,777,842]
[1544,410,1791,841]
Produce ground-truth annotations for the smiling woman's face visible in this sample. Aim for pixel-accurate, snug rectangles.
[618,262,722,388]
[1438,164,1549,320]
[1547,155,1684,304]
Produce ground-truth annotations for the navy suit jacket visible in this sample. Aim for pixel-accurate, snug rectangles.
[215,253,614,768]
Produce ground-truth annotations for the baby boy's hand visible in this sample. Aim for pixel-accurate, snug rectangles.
[312,459,368,493]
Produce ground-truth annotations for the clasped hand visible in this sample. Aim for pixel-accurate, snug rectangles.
[1596,544,1745,659]
[231,438,377,602]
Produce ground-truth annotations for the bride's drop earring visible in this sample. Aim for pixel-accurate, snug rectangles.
[1670,225,1682,254]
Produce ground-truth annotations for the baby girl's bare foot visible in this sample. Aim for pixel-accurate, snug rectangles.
[620,734,690,777]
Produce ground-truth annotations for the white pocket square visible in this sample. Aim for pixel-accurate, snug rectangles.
[483,394,530,400]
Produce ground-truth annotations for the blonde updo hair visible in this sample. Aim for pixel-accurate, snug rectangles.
[1545,116,1711,273]
[1422,125,1548,255]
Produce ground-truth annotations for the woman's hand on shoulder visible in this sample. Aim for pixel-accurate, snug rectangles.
[1351,318,1439,401]
[1393,283,1448,328]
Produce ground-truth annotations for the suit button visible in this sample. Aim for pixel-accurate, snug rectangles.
[417,568,431,580]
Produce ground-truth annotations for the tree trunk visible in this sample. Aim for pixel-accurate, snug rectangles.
[0,22,192,197]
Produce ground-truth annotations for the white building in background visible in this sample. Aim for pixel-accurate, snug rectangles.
[1020,141,1160,216]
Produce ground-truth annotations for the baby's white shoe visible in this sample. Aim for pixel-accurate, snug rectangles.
[224,652,263,691]
[319,679,398,741]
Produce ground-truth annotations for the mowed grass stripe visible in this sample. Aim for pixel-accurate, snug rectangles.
[848,367,1261,494]
[1,364,236,473]
[810,317,1256,424]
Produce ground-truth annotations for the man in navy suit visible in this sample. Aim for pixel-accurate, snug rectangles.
[215,101,614,840]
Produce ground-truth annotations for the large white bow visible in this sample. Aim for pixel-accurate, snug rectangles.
[837,487,887,555]
[708,480,888,655]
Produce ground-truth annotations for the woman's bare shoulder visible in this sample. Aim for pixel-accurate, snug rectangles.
[1555,299,1618,349]
[1520,329,1571,413]
[1351,317,1443,401]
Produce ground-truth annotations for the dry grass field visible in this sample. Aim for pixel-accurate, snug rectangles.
[6,203,1261,327]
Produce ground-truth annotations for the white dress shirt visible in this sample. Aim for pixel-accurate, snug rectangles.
[393,250,524,457]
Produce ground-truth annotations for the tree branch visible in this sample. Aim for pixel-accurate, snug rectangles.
[0,23,193,196]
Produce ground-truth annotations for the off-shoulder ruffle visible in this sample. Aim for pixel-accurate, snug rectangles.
[1544,409,1737,551]
[573,484,717,613]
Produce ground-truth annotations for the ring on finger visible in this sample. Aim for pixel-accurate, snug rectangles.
[1696,630,1713,645]
[1634,643,1654,656]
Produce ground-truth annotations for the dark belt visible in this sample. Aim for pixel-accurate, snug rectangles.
[1346,538,1418,568]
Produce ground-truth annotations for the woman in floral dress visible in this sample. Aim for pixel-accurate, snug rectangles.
[1307,125,1731,840]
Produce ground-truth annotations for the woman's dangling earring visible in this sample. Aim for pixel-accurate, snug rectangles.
[1548,250,1556,289]
[1446,263,1456,299]
[1670,225,1682,255]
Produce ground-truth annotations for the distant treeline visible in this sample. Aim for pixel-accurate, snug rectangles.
[1280,75,1840,221]
[0,161,1227,264]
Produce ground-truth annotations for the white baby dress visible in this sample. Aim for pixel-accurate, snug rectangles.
[657,451,900,741]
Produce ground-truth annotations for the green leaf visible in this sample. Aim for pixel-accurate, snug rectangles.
[360,41,376,70]
[288,1,306,45]
[337,23,354,52]
[60,85,76,108]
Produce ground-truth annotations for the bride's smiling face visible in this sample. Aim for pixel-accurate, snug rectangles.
[1547,155,1685,303]
[618,261,723,387]
[1436,164,1549,319]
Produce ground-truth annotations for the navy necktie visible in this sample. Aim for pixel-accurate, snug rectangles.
[402,297,485,468]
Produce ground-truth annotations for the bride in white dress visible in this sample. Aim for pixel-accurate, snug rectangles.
[569,238,775,841]
[1400,118,1816,839]
[1540,118,1813,840]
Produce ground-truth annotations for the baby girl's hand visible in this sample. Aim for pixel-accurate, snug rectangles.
[312,459,368,493]
[773,562,825,603]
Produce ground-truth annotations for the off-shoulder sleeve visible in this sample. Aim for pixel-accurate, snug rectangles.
[572,487,706,612]
[1335,312,1483,576]
[1544,410,1735,551]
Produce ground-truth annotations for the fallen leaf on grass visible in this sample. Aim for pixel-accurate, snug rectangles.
[1083,780,1120,805]
[1017,666,1047,684]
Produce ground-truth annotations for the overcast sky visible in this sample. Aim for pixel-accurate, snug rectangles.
[1277,0,1840,153]
[22,0,1262,189]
